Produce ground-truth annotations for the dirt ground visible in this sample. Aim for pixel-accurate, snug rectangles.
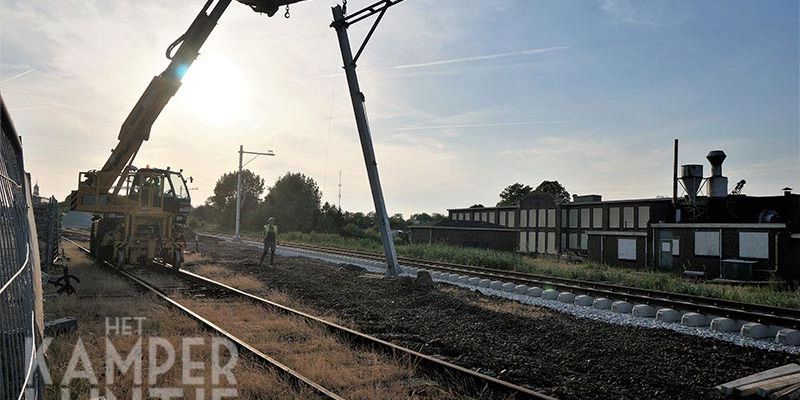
[188,236,799,400]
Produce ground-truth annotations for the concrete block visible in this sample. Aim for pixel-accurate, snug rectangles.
[655,308,681,322]
[44,317,78,336]
[514,284,529,294]
[710,317,738,332]
[458,275,471,283]
[404,267,417,275]
[448,273,460,282]
[479,279,491,288]
[527,287,543,297]
[489,281,503,290]
[430,271,442,280]
[501,282,516,292]
[542,289,559,300]
[611,301,633,314]
[468,277,481,286]
[741,323,770,339]
[632,304,656,318]
[557,292,576,304]
[776,329,800,346]
[681,313,707,327]
[593,298,613,310]
[574,295,594,306]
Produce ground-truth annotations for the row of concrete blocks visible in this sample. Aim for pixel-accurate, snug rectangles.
[406,268,800,347]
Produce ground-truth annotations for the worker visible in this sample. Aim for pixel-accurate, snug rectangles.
[259,217,278,266]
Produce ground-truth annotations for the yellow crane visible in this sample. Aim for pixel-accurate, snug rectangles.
[69,0,304,267]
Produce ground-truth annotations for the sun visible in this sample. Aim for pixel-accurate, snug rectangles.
[177,55,248,126]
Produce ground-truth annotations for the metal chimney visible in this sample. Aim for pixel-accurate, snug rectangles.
[706,150,728,197]
[680,164,703,203]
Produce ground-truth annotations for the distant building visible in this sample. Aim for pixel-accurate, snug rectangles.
[409,149,800,281]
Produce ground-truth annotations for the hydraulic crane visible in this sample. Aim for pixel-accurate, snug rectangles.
[69,0,304,267]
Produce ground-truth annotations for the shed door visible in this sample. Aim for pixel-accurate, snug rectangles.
[659,240,672,269]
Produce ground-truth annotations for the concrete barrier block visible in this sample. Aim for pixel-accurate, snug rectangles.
[458,275,471,283]
[490,281,503,290]
[574,295,594,306]
[542,289,559,300]
[448,273,461,282]
[611,301,633,314]
[655,308,681,322]
[501,282,516,292]
[404,267,417,275]
[514,284,529,294]
[632,304,656,318]
[468,277,481,286]
[776,329,800,346]
[479,279,491,288]
[681,313,707,327]
[593,298,613,310]
[527,287,543,297]
[741,323,770,339]
[557,292,576,304]
[710,317,738,332]
[430,271,442,280]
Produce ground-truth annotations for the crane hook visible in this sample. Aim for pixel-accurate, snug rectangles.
[284,4,290,18]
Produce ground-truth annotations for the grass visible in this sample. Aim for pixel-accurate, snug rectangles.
[205,227,800,309]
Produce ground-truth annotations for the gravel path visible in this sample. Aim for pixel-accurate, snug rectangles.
[194,236,798,400]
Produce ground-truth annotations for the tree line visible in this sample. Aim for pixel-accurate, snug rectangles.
[190,170,570,236]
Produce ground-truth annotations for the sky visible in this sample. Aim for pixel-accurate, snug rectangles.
[1,0,798,217]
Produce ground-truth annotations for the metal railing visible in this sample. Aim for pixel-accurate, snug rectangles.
[1,98,43,400]
[33,196,61,273]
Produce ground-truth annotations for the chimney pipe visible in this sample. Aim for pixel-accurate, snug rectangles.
[672,139,679,206]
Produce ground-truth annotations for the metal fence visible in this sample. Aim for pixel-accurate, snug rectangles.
[33,196,60,273]
[1,99,43,400]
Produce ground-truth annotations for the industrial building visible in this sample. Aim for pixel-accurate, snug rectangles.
[410,145,800,282]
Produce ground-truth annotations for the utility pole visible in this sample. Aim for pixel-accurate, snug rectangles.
[234,145,275,242]
[331,1,405,277]
[338,170,342,210]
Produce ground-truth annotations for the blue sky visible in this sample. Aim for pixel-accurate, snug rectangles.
[1,0,798,216]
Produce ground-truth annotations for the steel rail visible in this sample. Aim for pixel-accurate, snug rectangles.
[62,237,345,400]
[273,239,800,329]
[63,234,554,400]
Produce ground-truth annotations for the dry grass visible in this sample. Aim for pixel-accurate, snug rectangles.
[181,297,463,400]
[440,287,550,320]
[44,245,314,399]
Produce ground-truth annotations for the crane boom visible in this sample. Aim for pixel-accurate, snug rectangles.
[98,0,233,195]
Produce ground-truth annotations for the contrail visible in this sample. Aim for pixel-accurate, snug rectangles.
[1,69,35,83]
[391,121,560,131]
[395,46,569,69]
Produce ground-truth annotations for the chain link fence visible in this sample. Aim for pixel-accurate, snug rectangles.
[1,98,43,400]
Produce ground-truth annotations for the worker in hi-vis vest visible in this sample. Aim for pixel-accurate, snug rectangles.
[260,217,278,266]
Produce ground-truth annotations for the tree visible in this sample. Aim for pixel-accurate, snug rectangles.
[389,213,408,229]
[262,172,322,232]
[208,170,265,228]
[497,183,533,206]
[534,180,570,203]
[469,204,484,208]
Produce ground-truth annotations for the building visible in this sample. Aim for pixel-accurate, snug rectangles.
[409,147,800,281]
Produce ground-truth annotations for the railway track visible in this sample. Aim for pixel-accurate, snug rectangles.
[61,235,553,400]
[199,232,800,331]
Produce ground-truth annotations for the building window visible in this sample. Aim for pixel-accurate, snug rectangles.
[672,239,679,256]
[618,238,637,260]
[561,234,567,251]
[507,211,515,227]
[580,233,588,250]
[581,208,590,228]
[569,209,578,228]
[520,209,528,227]
[739,232,768,259]
[695,231,720,256]
[547,232,556,254]
[609,207,620,228]
[561,209,567,228]
[547,209,556,228]
[569,233,578,249]
[488,212,495,224]
[638,206,650,228]
[623,207,635,228]
[481,212,487,222]
[537,232,546,253]
[592,208,603,229]
[465,213,471,221]
[519,232,527,252]
[527,232,536,252]
[539,209,547,228]
[499,211,506,226]
[529,209,536,228]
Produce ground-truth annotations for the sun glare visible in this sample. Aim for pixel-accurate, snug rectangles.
[178,56,248,126]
